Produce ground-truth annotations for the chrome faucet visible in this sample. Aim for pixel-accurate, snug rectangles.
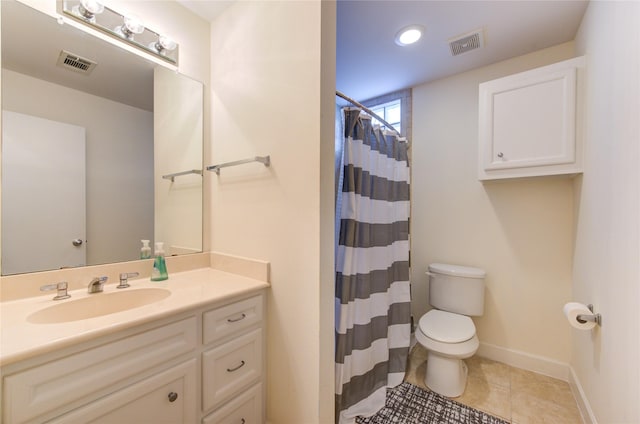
[40,281,70,300]
[117,272,139,289]
[88,276,108,293]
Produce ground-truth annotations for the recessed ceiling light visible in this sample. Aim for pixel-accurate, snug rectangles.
[395,25,424,46]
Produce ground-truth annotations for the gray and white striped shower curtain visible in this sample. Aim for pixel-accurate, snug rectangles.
[335,108,411,424]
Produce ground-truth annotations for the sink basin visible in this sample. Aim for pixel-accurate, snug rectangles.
[28,288,171,324]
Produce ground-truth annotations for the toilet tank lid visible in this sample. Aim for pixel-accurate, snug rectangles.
[428,263,486,278]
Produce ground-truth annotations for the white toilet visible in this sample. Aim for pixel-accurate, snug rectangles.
[415,263,486,398]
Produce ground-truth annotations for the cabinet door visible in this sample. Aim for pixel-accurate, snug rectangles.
[47,359,197,424]
[478,57,583,180]
[4,317,196,423]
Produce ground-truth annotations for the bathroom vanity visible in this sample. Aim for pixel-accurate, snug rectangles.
[0,268,268,423]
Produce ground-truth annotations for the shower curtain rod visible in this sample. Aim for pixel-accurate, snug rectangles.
[336,90,402,137]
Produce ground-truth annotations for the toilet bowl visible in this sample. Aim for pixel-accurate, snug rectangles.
[415,263,485,398]
[415,309,479,397]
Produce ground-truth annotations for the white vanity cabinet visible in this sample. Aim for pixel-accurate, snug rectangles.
[478,56,585,180]
[1,291,266,424]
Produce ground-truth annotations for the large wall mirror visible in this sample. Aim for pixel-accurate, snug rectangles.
[1,0,203,275]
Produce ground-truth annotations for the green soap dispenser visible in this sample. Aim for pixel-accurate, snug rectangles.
[151,241,168,281]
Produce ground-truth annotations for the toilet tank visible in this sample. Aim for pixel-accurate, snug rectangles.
[428,263,486,316]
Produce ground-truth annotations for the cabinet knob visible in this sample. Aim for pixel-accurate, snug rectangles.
[497,152,504,158]
[168,392,178,402]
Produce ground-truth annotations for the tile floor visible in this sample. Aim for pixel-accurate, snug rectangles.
[404,344,583,424]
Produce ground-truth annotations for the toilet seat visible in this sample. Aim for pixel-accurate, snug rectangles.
[419,310,475,343]
[415,309,479,359]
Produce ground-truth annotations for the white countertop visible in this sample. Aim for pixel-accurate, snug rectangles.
[0,268,269,367]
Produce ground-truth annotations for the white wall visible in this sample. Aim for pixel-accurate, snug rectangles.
[411,42,577,368]
[209,1,335,422]
[3,69,153,265]
[572,1,640,422]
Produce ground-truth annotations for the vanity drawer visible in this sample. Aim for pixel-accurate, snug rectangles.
[202,328,263,412]
[203,295,263,345]
[202,383,263,424]
[3,317,197,423]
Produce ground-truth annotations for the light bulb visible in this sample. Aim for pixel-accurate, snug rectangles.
[72,0,104,22]
[124,15,144,34]
[150,35,177,54]
[115,15,144,40]
[81,0,104,15]
[158,35,177,51]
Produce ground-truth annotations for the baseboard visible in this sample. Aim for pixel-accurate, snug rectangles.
[568,366,598,424]
[477,342,570,381]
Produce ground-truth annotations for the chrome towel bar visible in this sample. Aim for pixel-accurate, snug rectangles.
[162,169,202,182]
[206,155,270,175]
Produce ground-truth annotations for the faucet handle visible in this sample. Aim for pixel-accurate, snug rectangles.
[117,272,140,289]
[40,281,70,300]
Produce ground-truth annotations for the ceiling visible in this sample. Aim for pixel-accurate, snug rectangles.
[179,0,588,104]
[336,0,589,102]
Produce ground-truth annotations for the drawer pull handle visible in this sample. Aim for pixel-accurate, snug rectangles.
[241,419,246,424]
[227,360,245,372]
[168,392,178,402]
[227,313,246,323]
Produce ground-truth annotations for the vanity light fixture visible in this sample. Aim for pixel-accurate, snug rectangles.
[395,25,424,46]
[60,0,179,65]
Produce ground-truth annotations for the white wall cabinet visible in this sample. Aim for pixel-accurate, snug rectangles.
[1,292,266,424]
[478,56,585,180]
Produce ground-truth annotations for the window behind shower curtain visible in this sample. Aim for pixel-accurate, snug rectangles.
[361,88,412,141]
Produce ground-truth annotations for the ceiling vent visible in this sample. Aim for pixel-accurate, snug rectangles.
[56,50,97,75]
[448,29,484,56]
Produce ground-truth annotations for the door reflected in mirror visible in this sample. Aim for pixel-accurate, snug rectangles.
[1,0,203,275]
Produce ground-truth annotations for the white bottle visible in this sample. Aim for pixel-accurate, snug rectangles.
[140,239,151,259]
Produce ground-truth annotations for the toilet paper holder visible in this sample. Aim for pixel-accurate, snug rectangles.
[576,304,602,326]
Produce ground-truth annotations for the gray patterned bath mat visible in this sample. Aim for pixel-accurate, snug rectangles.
[356,382,510,424]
